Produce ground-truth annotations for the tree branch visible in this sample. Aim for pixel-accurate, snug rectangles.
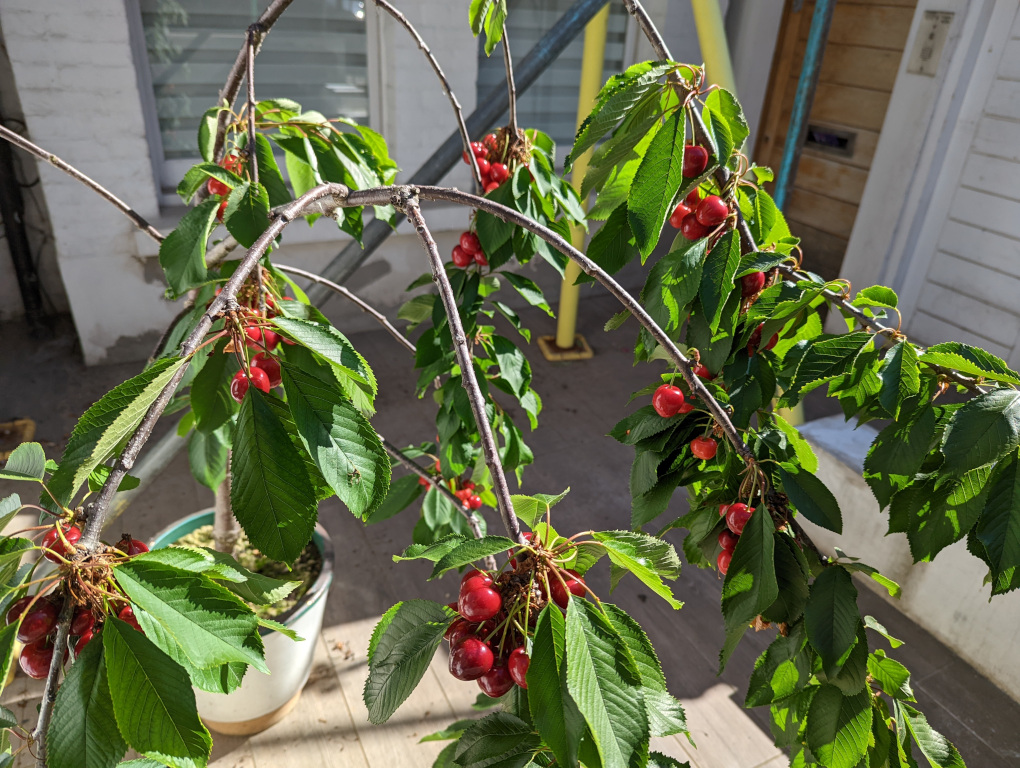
[371,0,482,190]
[501,28,519,143]
[401,198,525,545]
[31,588,72,767]
[273,263,414,354]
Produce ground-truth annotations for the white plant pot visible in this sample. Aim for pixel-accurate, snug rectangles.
[150,509,334,735]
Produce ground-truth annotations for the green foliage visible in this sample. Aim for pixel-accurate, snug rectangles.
[159,199,220,297]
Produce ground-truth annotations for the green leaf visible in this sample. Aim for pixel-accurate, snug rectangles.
[641,238,708,332]
[104,618,212,768]
[907,465,991,563]
[864,405,936,509]
[898,702,965,768]
[565,600,648,768]
[975,448,1020,577]
[783,332,873,407]
[647,753,690,768]
[583,205,638,278]
[113,559,266,672]
[363,600,454,724]
[230,390,317,564]
[175,162,242,203]
[140,547,298,606]
[282,366,389,520]
[745,629,811,707]
[805,567,860,676]
[591,531,682,609]
[429,536,517,579]
[0,495,22,537]
[510,489,569,527]
[721,506,778,631]
[187,427,228,491]
[699,231,741,332]
[492,336,531,397]
[763,533,811,624]
[87,465,141,493]
[0,442,45,481]
[779,463,843,533]
[868,650,914,701]
[941,389,1020,475]
[189,342,238,435]
[224,182,271,248]
[773,413,819,474]
[919,342,1020,386]
[0,624,18,698]
[252,134,292,207]
[880,341,921,419]
[806,685,872,768]
[49,636,127,768]
[49,358,189,508]
[394,535,466,564]
[159,199,219,297]
[529,606,584,768]
[704,88,749,160]
[504,273,553,317]
[453,712,540,768]
[367,473,424,525]
[629,109,686,259]
[863,615,904,648]
[273,317,376,397]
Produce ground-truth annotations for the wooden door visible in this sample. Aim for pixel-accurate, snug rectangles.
[755,0,919,278]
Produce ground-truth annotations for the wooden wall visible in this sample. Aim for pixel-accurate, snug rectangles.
[755,0,918,278]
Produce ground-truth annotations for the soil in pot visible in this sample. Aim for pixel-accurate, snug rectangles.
[173,525,322,620]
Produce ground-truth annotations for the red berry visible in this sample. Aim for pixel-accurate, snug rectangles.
[445,617,472,643]
[680,213,712,241]
[695,195,728,227]
[455,488,472,502]
[230,370,250,402]
[668,203,692,229]
[718,503,730,517]
[690,436,718,461]
[462,480,475,490]
[71,608,95,636]
[474,250,488,267]
[418,475,430,487]
[483,133,499,149]
[471,141,487,157]
[216,198,228,221]
[685,188,703,208]
[683,144,709,177]
[19,638,54,679]
[118,604,142,632]
[207,177,231,197]
[460,232,482,255]
[42,524,81,563]
[74,630,94,655]
[452,245,473,268]
[221,153,242,172]
[460,569,493,590]
[747,323,779,356]
[449,637,494,680]
[740,271,767,298]
[459,586,502,622]
[718,530,739,551]
[252,352,282,387]
[261,329,281,350]
[692,363,713,380]
[5,597,31,627]
[726,504,754,535]
[17,600,58,643]
[652,384,686,418]
[489,163,509,184]
[478,658,515,697]
[508,647,529,688]
[462,150,471,164]
[468,495,483,510]
[476,158,491,176]
[550,569,585,609]
[244,325,263,348]
[484,181,500,194]
[677,401,695,414]
[717,549,733,575]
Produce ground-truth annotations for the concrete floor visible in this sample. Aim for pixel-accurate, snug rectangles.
[2,292,1020,766]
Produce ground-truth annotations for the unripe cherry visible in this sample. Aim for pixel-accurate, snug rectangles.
[449,637,494,680]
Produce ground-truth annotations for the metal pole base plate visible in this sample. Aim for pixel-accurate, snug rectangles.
[537,334,594,361]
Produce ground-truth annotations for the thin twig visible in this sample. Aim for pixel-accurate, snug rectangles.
[402,199,525,545]
[206,235,241,268]
[0,125,164,244]
[274,263,414,354]
[501,28,519,144]
[244,28,267,316]
[30,588,72,767]
[371,0,482,190]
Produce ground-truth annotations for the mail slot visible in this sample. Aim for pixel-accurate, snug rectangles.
[803,124,856,158]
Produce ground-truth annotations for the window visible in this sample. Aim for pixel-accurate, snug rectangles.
[476,0,631,164]
[137,0,371,188]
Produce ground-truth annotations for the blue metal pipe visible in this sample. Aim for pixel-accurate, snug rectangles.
[773,0,837,210]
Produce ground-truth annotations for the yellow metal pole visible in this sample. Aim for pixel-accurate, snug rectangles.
[552,5,610,352]
[690,0,737,92]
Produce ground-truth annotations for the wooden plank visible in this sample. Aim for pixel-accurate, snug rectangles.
[960,151,1020,202]
[908,308,1013,358]
[938,218,1020,276]
[786,188,859,238]
[838,0,917,6]
[951,187,1020,240]
[793,154,869,205]
[788,42,905,92]
[798,4,916,50]
[928,250,1020,315]
[782,219,849,280]
[916,282,1019,347]
[984,78,1020,121]
[754,0,808,165]
[770,103,881,169]
[995,38,1020,80]
[971,115,1020,162]
[806,81,892,131]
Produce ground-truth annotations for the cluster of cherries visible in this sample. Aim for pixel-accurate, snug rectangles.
[651,363,720,462]
[10,526,148,678]
[451,230,488,269]
[207,152,245,221]
[462,134,512,193]
[418,465,486,511]
[225,293,289,403]
[715,502,755,575]
[445,535,586,697]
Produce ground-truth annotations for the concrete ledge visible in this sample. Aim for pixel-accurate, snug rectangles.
[798,415,1020,702]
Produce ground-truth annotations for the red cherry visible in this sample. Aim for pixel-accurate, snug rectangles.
[690,436,718,461]
[484,181,500,194]
[685,188,703,208]
[19,638,54,679]
[207,177,231,197]
[478,658,515,697]
[475,158,491,177]
[452,245,473,268]
[718,503,730,517]
[460,232,482,255]
[717,549,733,575]
[718,530,739,551]
[418,475,430,487]
[695,195,728,227]
[118,604,142,632]
[459,586,502,622]
[71,608,95,636]
[221,153,241,172]
[483,133,499,149]
[668,203,692,229]
[445,617,472,643]
[244,325,263,348]
[692,363,713,380]
[468,495,483,510]
[449,637,494,680]
[652,384,686,418]
[216,198,229,222]
[252,352,282,387]
[462,480,475,490]
[680,213,712,241]
[747,323,779,356]
[550,569,585,609]
[677,401,695,414]
[17,600,58,644]
[460,569,493,590]
[474,250,488,267]
[726,504,754,535]
[683,144,709,177]
[471,141,487,157]
[5,597,30,627]
[489,163,509,184]
[230,370,250,403]
[508,647,529,688]
[462,150,471,164]
[74,630,94,655]
[42,524,81,563]
[740,271,767,298]
[261,329,281,350]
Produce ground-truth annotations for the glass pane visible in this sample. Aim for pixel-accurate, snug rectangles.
[475,0,628,164]
[140,0,369,160]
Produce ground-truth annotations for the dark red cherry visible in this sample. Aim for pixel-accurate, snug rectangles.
[680,213,712,241]
[5,596,31,627]
[740,271,767,298]
[508,646,529,688]
[718,530,739,551]
[459,586,502,622]
[17,600,58,644]
[695,195,728,227]
[449,637,494,680]
[460,232,482,255]
[717,549,733,575]
[42,524,81,563]
[668,203,692,229]
[19,638,54,679]
[478,658,515,697]
[683,145,709,177]
[550,569,585,609]
[71,608,95,636]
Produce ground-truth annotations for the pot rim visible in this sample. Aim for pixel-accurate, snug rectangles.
[148,509,334,632]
